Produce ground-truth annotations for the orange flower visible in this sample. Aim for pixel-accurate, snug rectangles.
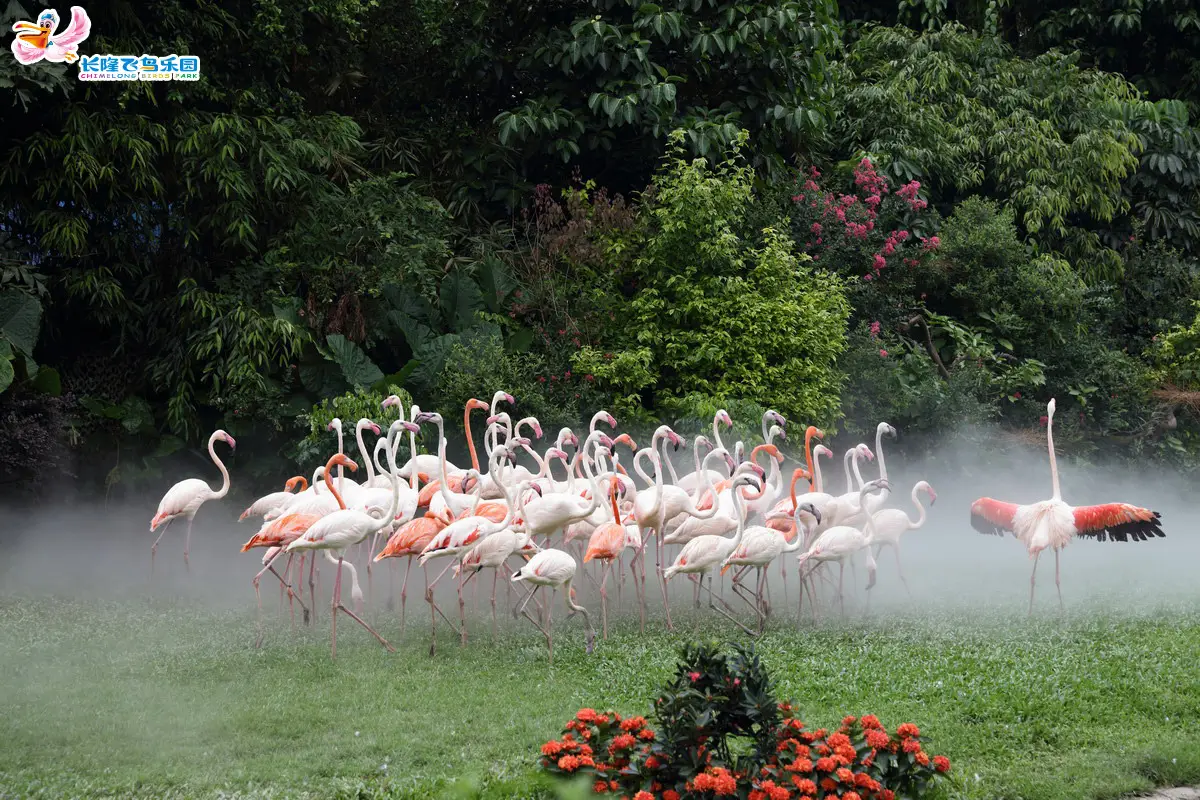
[815,744,831,757]
[786,758,813,773]
[841,715,857,727]
[594,780,609,793]
[835,746,856,763]
[843,792,862,800]
[791,777,817,794]
[814,757,836,772]
[934,755,951,773]
[541,740,564,757]
[820,777,838,792]
[827,733,852,749]
[576,708,598,723]
[866,730,890,749]
[881,791,895,800]
[645,756,660,770]
[633,792,654,800]
[621,716,647,731]
[902,738,922,754]
[556,754,580,771]
[663,791,680,800]
[897,723,920,738]
[860,714,882,729]
[916,751,930,766]
[639,729,655,741]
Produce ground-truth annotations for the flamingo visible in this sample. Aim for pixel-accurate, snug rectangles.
[511,548,596,665]
[582,476,641,640]
[239,475,307,521]
[970,398,1164,614]
[674,411,733,492]
[286,421,418,658]
[662,473,763,635]
[722,500,821,632]
[868,480,936,595]
[795,480,889,620]
[761,409,787,443]
[456,527,541,641]
[149,429,235,571]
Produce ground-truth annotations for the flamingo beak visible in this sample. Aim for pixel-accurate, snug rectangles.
[533,423,544,439]
[505,393,515,405]
[370,423,381,435]
[486,414,500,425]
[403,421,420,433]
[226,436,237,450]
[929,492,937,506]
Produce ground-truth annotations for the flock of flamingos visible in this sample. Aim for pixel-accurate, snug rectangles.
[148,393,1166,662]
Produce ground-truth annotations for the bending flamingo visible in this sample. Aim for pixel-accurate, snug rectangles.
[970,398,1164,614]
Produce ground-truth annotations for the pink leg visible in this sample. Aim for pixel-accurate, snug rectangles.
[457,568,468,646]
[331,555,344,659]
[150,519,172,576]
[308,554,317,625]
[399,557,413,637]
[1054,549,1063,612]
[183,518,193,570]
[599,560,611,640]
[1029,552,1041,617]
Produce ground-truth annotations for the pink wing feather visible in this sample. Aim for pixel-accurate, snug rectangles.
[10,38,45,65]
[52,6,91,47]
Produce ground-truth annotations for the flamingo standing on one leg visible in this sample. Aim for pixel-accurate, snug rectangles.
[149,429,236,572]
[970,397,1165,615]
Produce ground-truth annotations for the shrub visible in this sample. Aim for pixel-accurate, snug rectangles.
[537,642,951,798]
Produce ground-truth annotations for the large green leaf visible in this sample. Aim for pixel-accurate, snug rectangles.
[478,255,519,314]
[371,363,418,394]
[439,268,485,332]
[382,284,438,327]
[117,395,155,433]
[29,365,61,395]
[299,361,347,396]
[0,289,42,356]
[409,333,461,391]
[506,326,535,352]
[388,310,435,353]
[326,334,385,389]
[0,351,12,394]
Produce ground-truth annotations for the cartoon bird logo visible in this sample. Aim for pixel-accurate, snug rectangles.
[10,6,91,65]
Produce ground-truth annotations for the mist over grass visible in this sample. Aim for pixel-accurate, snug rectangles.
[1,421,1198,799]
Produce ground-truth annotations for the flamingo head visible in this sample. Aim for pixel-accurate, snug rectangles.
[285,475,305,492]
[381,395,402,412]
[605,412,617,429]
[467,398,489,412]
[596,433,616,450]
[402,420,420,434]
[219,431,236,450]
[548,447,569,463]
[328,453,359,473]
[529,420,544,439]
[807,425,825,441]
[614,433,638,450]
[813,444,832,459]
[796,502,821,525]
[768,424,786,442]
[879,421,897,439]
[514,436,533,448]
[665,430,685,451]
[326,418,342,434]
[857,443,875,462]
[766,410,787,428]
[864,478,890,495]
[460,470,481,494]
[747,461,766,481]
[364,419,382,436]
[918,481,937,505]
[557,428,579,449]
[694,434,712,453]
[414,410,439,425]
[717,409,733,428]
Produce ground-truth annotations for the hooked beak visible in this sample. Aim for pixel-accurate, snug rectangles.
[381,396,399,410]
[414,411,435,424]
[225,435,237,450]
[402,421,421,433]
[486,414,500,425]
[533,423,544,439]
[369,423,381,436]
[929,492,937,506]
[801,503,821,525]
[724,454,737,472]
[504,393,515,405]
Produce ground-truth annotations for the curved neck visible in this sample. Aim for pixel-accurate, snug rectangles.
[1047,407,1061,500]
[812,449,825,493]
[312,466,325,494]
[407,416,419,491]
[712,414,727,452]
[658,435,680,485]
[761,415,770,442]
[804,427,818,491]
[356,422,375,484]
[323,457,348,510]
[842,448,854,494]
[875,425,889,481]
[207,433,231,499]
[633,448,654,489]
[688,453,723,520]
[728,484,747,549]
[373,442,388,482]
[335,424,345,493]
[851,449,867,491]
[908,485,929,529]
[369,430,401,535]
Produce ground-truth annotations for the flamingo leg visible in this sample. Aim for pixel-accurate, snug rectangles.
[335,598,396,653]
[1029,551,1041,617]
[457,567,469,646]
[399,557,413,636]
[656,527,674,631]
[838,561,846,617]
[599,560,611,641]
[426,560,463,656]
[696,574,756,636]
[150,519,172,576]
[307,554,317,625]
[183,518,193,570]
[491,568,499,642]
[270,563,307,620]
[1054,549,1063,612]
[331,555,344,659]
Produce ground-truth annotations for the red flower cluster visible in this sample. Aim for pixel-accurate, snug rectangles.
[541,705,950,799]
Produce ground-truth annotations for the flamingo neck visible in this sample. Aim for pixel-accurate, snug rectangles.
[1047,407,1061,500]
[208,432,231,499]
[357,422,375,484]
[465,403,481,472]
[909,485,929,529]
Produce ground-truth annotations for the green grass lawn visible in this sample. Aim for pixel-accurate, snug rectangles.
[2,597,1199,799]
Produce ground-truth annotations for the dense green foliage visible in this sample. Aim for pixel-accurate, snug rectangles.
[2,0,1200,491]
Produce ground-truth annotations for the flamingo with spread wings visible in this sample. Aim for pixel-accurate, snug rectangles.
[970,398,1164,614]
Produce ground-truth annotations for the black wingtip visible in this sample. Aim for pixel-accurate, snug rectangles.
[1083,511,1165,543]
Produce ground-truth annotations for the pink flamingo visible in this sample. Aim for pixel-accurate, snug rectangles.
[970,398,1164,614]
[149,429,235,571]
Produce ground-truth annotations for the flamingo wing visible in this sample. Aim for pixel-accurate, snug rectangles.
[969,497,1019,537]
[1072,503,1164,542]
[52,7,91,46]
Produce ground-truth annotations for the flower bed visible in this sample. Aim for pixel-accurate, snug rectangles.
[538,642,950,799]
